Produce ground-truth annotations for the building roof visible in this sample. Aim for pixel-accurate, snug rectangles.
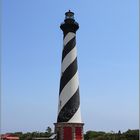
[1,134,19,139]
[32,138,53,140]
[32,134,56,140]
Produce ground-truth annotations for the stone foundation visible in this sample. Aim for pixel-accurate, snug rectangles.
[54,123,84,140]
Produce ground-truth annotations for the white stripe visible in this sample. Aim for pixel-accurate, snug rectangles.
[68,107,82,123]
[61,47,77,74]
[63,32,75,46]
[58,71,79,114]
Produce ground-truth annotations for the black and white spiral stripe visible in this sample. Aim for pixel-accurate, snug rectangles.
[57,32,82,123]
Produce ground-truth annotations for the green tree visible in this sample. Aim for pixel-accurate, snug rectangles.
[45,126,52,137]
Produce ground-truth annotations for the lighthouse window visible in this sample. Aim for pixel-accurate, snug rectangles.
[65,15,74,19]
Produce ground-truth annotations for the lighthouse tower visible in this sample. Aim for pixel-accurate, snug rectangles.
[54,10,84,140]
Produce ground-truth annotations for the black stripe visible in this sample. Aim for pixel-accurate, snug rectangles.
[63,32,68,38]
[63,32,76,38]
[57,87,80,122]
[62,37,76,61]
[59,58,78,94]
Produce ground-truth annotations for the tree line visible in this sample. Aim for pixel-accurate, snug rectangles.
[3,127,139,140]
[84,129,139,140]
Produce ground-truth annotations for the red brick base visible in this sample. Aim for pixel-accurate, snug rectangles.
[54,123,84,140]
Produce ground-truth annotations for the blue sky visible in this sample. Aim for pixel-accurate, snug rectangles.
[1,0,139,133]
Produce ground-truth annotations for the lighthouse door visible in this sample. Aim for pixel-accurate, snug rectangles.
[63,127,72,140]
[75,127,82,140]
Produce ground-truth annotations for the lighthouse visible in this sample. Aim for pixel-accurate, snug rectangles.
[54,10,84,140]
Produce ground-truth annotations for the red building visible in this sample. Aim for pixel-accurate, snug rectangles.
[1,134,19,140]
